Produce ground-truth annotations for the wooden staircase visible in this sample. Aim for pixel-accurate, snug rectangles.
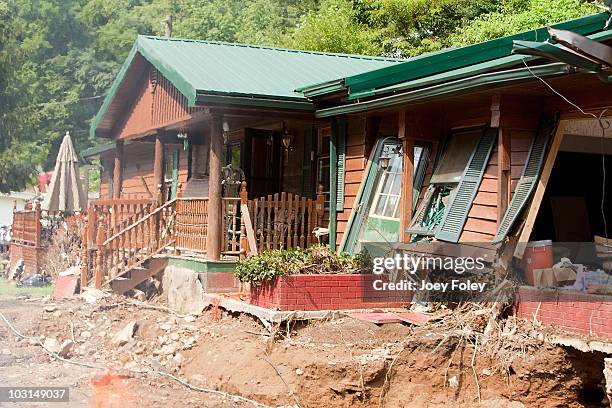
[82,198,177,292]
[110,256,168,294]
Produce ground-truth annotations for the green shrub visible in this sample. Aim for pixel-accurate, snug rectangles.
[235,245,370,285]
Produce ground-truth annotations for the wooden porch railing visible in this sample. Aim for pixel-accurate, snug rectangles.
[86,198,156,249]
[247,187,325,252]
[174,197,209,253]
[83,198,176,288]
[81,182,326,289]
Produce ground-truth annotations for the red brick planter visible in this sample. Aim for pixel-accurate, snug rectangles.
[514,286,612,338]
[249,274,412,311]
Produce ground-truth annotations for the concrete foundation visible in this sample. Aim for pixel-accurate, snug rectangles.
[161,256,240,314]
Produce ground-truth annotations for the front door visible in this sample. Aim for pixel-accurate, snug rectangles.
[243,129,281,198]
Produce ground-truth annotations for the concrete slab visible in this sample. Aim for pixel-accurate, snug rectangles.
[201,293,357,325]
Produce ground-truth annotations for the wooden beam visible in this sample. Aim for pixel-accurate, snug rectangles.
[207,114,223,260]
[514,120,566,259]
[490,94,501,128]
[497,127,511,224]
[113,140,124,198]
[398,110,414,243]
[153,134,164,202]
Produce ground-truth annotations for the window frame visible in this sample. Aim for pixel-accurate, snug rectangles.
[340,136,431,254]
[405,126,487,237]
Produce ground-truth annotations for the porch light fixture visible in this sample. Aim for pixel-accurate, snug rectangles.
[379,156,391,170]
[282,130,293,151]
[177,130,188,150]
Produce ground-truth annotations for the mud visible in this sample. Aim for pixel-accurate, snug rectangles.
[0,293,609,407]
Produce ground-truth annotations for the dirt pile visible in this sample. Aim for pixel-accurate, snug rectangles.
[3,295,606,408]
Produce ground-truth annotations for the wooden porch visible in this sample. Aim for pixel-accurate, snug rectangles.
[80,182,326,290]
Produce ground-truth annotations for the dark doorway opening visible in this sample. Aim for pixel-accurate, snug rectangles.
[243,128,282,199]
[531,151,611,243]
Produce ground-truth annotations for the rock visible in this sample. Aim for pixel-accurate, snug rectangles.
[183,315,196,323]
[80,288,106,304]
[295,368,304,376]
[80,331,92,339]
[27,338,39,346]
[132,289,146,302]
[58,340,73,358]
[159,323,172,331]
[160,345,176,355]
[112,321,138,346]
[169,333,180,342]
[1,349,11,355]
[52,311,62,318]
[43,305,57,313]
[172,353,184,365]
[98,331,106,338]
[43,338,61,354]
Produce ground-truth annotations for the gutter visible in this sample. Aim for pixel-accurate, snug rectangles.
[348,27,612,101]
[195,93,315,111]
[297,79,346,98]
[315,62,572,118]
[342,12,610,97]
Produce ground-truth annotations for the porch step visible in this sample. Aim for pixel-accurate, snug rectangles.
[110,257,168,294]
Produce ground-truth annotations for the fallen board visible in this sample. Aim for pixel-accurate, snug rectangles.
[347,312,404,324]
[396,311,432,326]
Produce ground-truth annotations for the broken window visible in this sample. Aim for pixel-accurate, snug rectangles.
[406,128,484,241]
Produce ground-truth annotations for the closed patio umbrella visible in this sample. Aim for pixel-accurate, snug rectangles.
[42,132,87,212]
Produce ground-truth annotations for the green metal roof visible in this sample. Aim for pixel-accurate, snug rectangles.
[91,36,402,137]
[316,26,612,118]
[302,12,611,101]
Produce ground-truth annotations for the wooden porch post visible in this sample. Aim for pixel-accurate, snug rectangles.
[113,140,124,198]
[153,134,165,203]
[492,95,511,224]
[398,110,414,243]
[207,114,223,260]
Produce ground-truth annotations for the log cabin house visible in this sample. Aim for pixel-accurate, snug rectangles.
[82,11,612,321]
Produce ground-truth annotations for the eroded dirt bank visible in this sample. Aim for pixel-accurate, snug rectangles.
[0,294,609,407]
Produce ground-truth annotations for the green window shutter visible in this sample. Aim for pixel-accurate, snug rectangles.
[493,116,557,242]
[336,118,346,211]
[435,128,497,243]
[302,125,314,198]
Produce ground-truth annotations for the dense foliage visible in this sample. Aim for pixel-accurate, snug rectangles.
[235,245,370,285]
[0,0,599,192]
